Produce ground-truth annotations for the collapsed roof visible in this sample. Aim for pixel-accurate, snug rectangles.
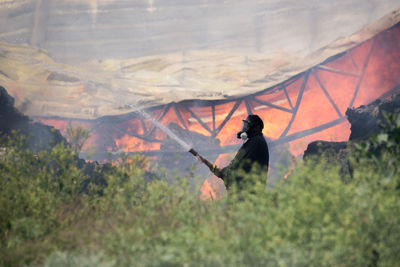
[38,15,400,159]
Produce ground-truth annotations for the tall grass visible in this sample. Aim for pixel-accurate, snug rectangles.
[1,116,400,266]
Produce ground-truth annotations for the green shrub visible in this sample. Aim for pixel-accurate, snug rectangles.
[0,136,89,265]
[44,251,115,267]
[0,113,399,266]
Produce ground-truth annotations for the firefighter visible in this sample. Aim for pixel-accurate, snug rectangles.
[191,114,269,190]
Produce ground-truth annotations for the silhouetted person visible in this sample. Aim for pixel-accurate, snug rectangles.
[193,115,269,190]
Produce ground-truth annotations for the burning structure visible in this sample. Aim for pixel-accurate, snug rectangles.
[35,11,400,158]
[1,2,400,191]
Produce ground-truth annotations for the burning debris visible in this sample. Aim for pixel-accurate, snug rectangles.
[303,90,400,178]
[347,91,400,141]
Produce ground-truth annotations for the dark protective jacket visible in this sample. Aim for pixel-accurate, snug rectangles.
[214,133,269,189]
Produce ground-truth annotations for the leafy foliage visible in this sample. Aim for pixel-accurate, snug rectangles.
[0,114,400,266]
[66,125,91,154]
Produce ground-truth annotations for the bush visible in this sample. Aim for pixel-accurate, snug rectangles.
[44,251,115,267]
[0,114,399,266]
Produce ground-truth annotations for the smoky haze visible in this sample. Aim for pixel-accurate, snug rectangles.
[0,0,399,63]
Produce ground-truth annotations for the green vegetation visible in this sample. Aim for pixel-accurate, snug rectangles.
[66,125,91,154]
[0,115,400,267]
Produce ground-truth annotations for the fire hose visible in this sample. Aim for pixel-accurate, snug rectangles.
[189,148,221,176]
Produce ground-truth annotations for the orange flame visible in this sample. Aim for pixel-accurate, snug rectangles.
[200,179,216,200]
[200,176,226,201]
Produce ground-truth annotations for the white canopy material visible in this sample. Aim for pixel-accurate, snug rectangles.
[0,1,399,119]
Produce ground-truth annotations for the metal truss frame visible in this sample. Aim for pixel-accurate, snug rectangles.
[101,38,375,149]
[37,36,383,158]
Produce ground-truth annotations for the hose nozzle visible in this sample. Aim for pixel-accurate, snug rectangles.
[188,148,199,156]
